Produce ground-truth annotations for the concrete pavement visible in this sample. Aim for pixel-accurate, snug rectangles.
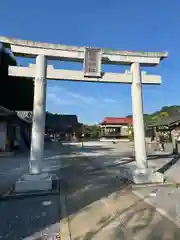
[0,142,66,239]
[0,195,60,239]
[60,143,180,239]
[1,141,180,239]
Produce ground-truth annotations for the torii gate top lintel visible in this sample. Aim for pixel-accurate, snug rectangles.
[0,36,168,184]
[0,36,168,66]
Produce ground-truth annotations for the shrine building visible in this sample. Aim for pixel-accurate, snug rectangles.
[99,117,133,141]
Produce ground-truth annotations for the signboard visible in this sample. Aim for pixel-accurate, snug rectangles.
[84,47,102,77]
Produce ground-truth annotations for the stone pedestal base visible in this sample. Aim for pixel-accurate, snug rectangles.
[132,168,164,184]
[72,135,77,142]
[15,172,53,192]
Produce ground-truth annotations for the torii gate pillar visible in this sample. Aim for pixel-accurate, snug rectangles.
[16,55,52,192]
[30,55,47,174]
[130,62,163,183]
[131,62,147,169]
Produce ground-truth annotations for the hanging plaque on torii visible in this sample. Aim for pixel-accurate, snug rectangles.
[83,47,102,77]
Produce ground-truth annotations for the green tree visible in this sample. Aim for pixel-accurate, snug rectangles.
[152,111,169,121]
[81,124,100,139]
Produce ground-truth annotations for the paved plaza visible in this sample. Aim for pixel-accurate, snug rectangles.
[1,141,180,239]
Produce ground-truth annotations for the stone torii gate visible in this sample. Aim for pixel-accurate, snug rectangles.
[0,37,168,191]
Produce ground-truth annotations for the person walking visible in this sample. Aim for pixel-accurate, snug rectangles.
[154,132,160,152]
[80,133,85,148]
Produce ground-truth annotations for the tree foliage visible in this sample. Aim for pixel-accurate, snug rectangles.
[151,111,169,121]
[127,105,180,123]
[81,124,100,139]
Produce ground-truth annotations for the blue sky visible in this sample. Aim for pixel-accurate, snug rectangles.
[1,0,180,123]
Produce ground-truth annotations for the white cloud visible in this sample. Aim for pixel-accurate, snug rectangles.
[46,85,75,106]
[47,85,65,95]
[46,84,118,108]
[67,92,96,103]
[47,92,75,105]
[103,98,117,103]
[47,85,96,106]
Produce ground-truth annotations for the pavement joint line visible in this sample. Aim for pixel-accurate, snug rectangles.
[60,195,71,240]
[59,155,71,240]
[132,190,180,229]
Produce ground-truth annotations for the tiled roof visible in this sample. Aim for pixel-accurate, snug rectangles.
[0,105,14,116]
[15,112,79,128]
[100,117,133,125]
[46,113,78,131]
[16,111,32,123]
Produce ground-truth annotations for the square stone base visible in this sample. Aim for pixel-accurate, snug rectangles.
[15,173,53,192]
[132,168,164,184]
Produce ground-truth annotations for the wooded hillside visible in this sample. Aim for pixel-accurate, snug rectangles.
[127,105,180,123]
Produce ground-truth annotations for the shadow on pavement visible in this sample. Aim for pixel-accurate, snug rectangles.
[157,155,180,174]
[0,195,60,239]
[61,143,180,239]
[0,143,68,240]
[75,196,180,240]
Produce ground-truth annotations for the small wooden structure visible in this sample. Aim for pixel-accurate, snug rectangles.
[45,113,80,141]
[146,115,180,135]
[146,115,180,153]
[99,117,133,140]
